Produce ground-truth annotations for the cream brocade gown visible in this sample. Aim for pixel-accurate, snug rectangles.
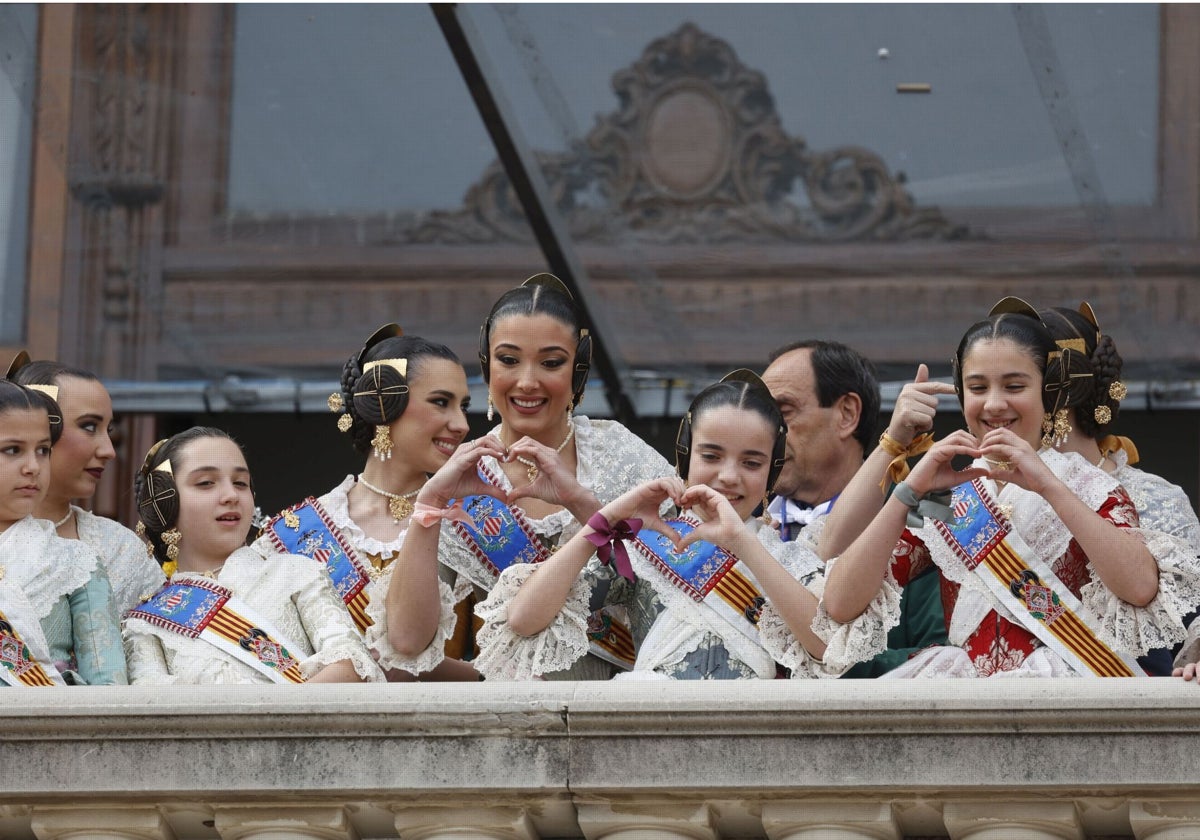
[123,546,384,684]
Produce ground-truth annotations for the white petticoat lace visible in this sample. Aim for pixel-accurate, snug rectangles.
[473,563,591,680]
[883,645,1080,678]
[810,555,903,673]
[363,572,457,676]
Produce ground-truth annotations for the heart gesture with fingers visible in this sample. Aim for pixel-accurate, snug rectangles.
[503,436,585,509]
[977,427,1054,495]
[674,483,754,554]
[414,435,511,509]
[903,430,989,496]
[595,476,687,549]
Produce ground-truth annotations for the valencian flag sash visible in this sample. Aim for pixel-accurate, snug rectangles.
[631,516,767,647]
[130,578,307,684]
[0,595,66,686]
[454,464,635,669]
[264,499,372,633]
[932,479,1145,677]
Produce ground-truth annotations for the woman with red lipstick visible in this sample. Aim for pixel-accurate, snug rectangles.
[816,300,1194,678]
[384,275,674,679]
[11,358,164,612]
[125,428,381,684]
[472,372,838,680]
[254,328,480,679]
[0,381,126,686]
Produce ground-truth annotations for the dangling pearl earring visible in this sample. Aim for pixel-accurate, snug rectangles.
[487,394,494,422]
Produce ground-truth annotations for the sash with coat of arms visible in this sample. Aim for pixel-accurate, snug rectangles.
[932,479,1144,677]
[263,498,373,632]
[630,516,769,649]
[455,463,636,669]
[129,578,307,684]
[0,583,66,686]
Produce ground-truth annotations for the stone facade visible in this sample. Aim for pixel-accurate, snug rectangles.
[2,680,1199,838]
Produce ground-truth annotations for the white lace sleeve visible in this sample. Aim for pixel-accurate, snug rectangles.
[472,563,591,680]
[810,554,903,673]
[123,627,178,685]
[363,573,457,676]
[1081,527,1200,655]
[293,569,385,683]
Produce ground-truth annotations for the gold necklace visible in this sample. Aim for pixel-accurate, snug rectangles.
[357,475,422,522]
[509,415,575,483]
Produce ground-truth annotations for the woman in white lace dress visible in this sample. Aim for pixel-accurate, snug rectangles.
[123,428,382,685]
[384,274,673,679]
[253,327,478,680]
[471,372,839,680]
[0,381,126,686]
[11,358,164,612]
[817,300,1199,678]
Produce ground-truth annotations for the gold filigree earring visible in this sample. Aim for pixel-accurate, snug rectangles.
[161,528,182,562]
[486,394,495,422]
[1040,413,1055,449]
[371,426,393,461]
[1051,409,1071,448]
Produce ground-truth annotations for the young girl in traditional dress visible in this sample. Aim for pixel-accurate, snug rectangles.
[254,327,477,680]
[817,301,1196,677]
[0,381,126,686]
[123,428,382,684]
[11,356,164,613]
[384,274,673,679]
[470,371,836,680]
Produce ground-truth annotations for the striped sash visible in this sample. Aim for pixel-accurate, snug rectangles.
[933,479,1144,677]
[264,499,373,633]
[129,579,307,684]
[632,517,767,646]
[0,605,66,687]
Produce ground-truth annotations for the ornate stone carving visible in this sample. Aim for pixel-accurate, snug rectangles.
[408,23,965,244]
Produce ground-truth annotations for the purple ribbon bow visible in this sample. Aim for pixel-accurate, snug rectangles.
[584,512,642,583]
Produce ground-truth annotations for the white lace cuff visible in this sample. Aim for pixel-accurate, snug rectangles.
[1175,617,1200,669]
[363,578,456,676]
[300,643,385,683]
[756,602,823,679]
[1080,529,1200,655]
[810,557,903,673]
[472,563,591,680]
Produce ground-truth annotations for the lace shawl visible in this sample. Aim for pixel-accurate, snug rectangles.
[123,547,384,684]
[73,506,165,614]
[5,516,100,619]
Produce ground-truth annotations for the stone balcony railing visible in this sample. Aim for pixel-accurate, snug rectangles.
[2,680,1200,840]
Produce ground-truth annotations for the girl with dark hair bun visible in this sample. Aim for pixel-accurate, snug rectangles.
[124,428,382,684]
[816,301,1197,678]
[11,358,164,612]
[383,275,674,680]
[1037,305,1200,547]
[0,381,126,686]
[253,328,479,680]
[471,372,837,680]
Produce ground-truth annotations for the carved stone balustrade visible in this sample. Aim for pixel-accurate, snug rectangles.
[1,681,1198,839]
